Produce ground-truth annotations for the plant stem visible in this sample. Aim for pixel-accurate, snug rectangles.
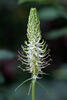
[32,79,36,100]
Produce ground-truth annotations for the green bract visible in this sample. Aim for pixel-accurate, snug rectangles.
[18,8,51,80]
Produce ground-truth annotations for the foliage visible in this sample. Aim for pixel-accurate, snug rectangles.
[0,1,67,100]
[18,0,53,4]
[0,50,15,60]
[45,27,67,39]
[39,6,67,20]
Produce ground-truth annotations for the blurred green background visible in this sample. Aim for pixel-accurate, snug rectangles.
[0,0,67,100]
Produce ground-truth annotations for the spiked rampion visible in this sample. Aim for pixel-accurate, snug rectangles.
[17,8,51,100]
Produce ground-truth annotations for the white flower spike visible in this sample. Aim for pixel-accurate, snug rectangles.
[18,8,51,79]
[16,8,51,94]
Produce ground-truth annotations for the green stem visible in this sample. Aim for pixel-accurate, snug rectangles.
[32,79,36,100]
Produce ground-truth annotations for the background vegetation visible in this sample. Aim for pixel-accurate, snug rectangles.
[0,0,67,100]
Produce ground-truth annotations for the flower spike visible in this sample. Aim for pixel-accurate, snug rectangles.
[18,8,51,79]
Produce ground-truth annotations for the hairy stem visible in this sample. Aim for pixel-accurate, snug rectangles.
[32,79,36,100]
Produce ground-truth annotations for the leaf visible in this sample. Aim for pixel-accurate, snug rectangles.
[45,27,67,39]
[0,73,5,84]
[39,6,67,20]
[39,7,60,20]
[18,0,53,5]
[0,50,15,60]
[53,64,67,80]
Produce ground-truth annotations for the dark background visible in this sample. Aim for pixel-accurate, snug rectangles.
[0,0,67,100]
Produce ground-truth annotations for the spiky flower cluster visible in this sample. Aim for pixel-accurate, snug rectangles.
[18,8,51,80]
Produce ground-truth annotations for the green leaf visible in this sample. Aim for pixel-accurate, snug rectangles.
[45,27,67,39]
[0,73,5,84]
[39,8,60,20]
[18,0,53,5]
[53,64,67,80]
[39,6,67,20]
[0,50,15,60]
